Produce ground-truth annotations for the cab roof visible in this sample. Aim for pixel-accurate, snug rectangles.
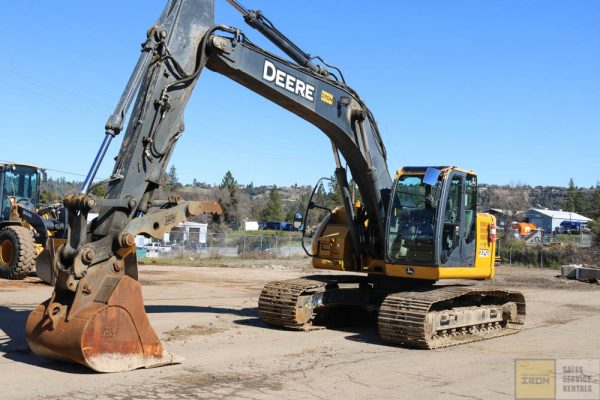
[395,166,477,179]
[0,162,42,170]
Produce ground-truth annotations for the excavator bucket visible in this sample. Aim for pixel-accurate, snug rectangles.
[25,197,221,372]
[25,252,177,372]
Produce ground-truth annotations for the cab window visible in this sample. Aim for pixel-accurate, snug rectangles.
[387,175,440,265]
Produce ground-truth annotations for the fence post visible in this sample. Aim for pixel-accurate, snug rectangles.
[509,247,512,266]
[275,235,279,257]
[540,247,543,269]
[243,235,246,256]
[288,236,292,258]
[260,235,263,252]
[225,232,228,256]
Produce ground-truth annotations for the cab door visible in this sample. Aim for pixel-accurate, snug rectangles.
[436,171,477,267]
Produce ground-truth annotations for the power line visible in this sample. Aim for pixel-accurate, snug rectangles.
[0,159,107,181]
[0,65,113,110]
[44,168,87,178]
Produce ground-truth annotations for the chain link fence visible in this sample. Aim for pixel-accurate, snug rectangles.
[524,233,594,248]
[140,231,598,267]
[496,230,598,268]
[140,232,311,259]
[498,244,600,269]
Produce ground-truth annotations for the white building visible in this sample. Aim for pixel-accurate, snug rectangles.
[135,221,207,251]
[169,221,208,247]
[525,209,592,233]
[244,221,259,231]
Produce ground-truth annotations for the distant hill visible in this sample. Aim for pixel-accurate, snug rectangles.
[42,178,597,220]
[479,184,597,217]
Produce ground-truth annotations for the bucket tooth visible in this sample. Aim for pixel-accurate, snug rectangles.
[25,275,178,373]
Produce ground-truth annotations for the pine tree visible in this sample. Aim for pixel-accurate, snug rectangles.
[164,165,182,192]
[314,182,328,206]
[326,175,344,210]
[563,178,587,213]
[219,170,238,192]
[260,186,284,221]
[591,182,600,219]
[217,170,239,229]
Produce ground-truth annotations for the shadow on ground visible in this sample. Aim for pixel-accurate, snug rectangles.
[146,304,275,329]
[145,304,256,317]
[232,304,396,347]
[0,306,93,374]
[146,303,389,345]
[1,302,399,373]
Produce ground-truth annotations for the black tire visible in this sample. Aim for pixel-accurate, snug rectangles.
[0,226,36,280]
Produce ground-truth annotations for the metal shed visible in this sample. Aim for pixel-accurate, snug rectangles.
[525,208,592,233]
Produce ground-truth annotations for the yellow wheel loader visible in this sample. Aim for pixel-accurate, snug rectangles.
[0,163,66,283]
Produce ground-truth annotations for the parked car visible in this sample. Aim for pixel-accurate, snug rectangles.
[145,242,173,252]
[557,221,590,234]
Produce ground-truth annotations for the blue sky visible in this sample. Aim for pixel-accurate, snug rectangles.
[1,1,599,188]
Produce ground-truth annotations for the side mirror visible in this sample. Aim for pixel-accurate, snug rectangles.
[423,167,441,186]
[292,212,303,230]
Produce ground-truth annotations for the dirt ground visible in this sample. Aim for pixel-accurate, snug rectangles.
[1,259,599,400]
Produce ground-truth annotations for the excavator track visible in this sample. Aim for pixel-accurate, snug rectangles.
[258,278,328,330]
[378,286,525,349]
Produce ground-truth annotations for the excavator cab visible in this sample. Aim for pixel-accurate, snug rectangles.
[386,166,478,268]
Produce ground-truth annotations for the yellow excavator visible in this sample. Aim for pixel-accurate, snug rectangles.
[25,0,525,372]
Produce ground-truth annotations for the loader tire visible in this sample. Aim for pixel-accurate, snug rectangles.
[0,226,36,280]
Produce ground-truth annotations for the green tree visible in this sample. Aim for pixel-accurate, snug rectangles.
[590,183,600,244]
[217,170,239,228]
[90,184,108,197]
[303,182,330,228]
[563,178,587,213]
[164,165,182,192]
[326,175,344,210]
[590,182,600,219]
[260,186,284,221]
[219,170,238,192]
[285,187,311,221]
[40,189,61,204]
[313,182,328,206]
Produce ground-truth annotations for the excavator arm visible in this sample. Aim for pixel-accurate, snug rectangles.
[205,29,392,255]
[26,0,391,372]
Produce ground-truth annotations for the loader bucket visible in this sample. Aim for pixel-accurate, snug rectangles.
[25,275,177,372]
[34,238,65,285]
